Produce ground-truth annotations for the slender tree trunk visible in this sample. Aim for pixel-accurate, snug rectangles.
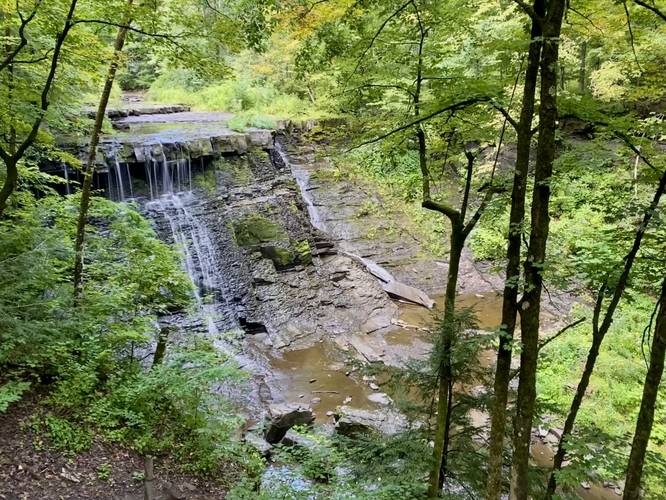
[578,40,587,94]
[143,455,155,500]
[73,1,133,300]
[546,165,666,497]
[0,158,18,217]
[623,279,666,500]
[485,2,544,496]
[428,231,464,497]
[510,2,566,498]
[153,326,170,367]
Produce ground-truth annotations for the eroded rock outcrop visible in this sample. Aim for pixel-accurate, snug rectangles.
[264,403,315,444]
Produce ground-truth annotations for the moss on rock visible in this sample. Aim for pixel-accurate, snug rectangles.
[233,214,288,247]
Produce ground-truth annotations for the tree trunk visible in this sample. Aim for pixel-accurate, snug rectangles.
[73,1,133,300]
[546,165,666,497]
[623,279,666,500]
[510,1,566,498]
[428,231,464,497]
[143,456,155,500]
[578,40,587,94]
[0,0,79,218]
[152,326,170,367]
[485,2,544,496]
[0,158,17,218]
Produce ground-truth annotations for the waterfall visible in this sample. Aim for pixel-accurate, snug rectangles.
[98,142,228,334]
[62,165,70,195]
[147,192,221,335]
[274,141,326,232]
[275,139,434,308]
[113,158,125,201]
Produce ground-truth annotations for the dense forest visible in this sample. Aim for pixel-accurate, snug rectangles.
[0,0,665,498]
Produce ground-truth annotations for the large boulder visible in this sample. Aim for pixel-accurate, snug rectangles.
[333,406,411,437]
[264,403,315,443]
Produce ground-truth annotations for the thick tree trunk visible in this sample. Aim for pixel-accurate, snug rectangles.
[485,2,544,497]
[623,279,666,500]
[73,2,133,300]
[510,1,566,498]
[428,232,464,497]
[546,165,666,497]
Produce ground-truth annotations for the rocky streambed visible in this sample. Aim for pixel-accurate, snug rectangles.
[57,105,618,499]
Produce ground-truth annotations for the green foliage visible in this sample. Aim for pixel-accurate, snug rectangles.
[89,343,249,475]
[32,413,94,455]
[147,69,315,120]
[0,381,31,413]
[538,298,666,497]
[96,463,112,481]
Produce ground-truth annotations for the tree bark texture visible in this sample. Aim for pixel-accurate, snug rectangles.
[510,1,566,498]
[623,279,666,500]
[485,1,544,496]
[73,0,133,300]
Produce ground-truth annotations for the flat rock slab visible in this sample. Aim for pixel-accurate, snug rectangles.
[383,280,435,309]
[333,405,412,436]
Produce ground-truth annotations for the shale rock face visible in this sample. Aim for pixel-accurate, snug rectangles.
[140,142,397,350]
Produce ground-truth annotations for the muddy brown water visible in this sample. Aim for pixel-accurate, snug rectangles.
[266,293,501,423]
[266,292,619,499]
[265,341,378,423]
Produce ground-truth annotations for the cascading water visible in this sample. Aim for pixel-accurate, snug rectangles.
[275,141,396,279]
[275,139,434,308]
[107,143,231,335]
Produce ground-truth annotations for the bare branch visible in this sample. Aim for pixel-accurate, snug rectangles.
[538,317,587,352]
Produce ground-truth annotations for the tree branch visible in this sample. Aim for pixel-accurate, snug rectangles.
[348,0,413,81]
[512,0,541,22]
[0,0,43,73]
[538,317,587,352]
[632,0,666,22]
[348,96,490,150]
[490,102,519,131]
[14,0,78,160]
[71,19,183,39]
[622,1,644,73]
[422,199,461,223]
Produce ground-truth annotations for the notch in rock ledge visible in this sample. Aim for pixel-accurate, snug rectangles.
[239,317,268,335]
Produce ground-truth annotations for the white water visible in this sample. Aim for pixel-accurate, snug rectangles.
[109,143,223,334]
